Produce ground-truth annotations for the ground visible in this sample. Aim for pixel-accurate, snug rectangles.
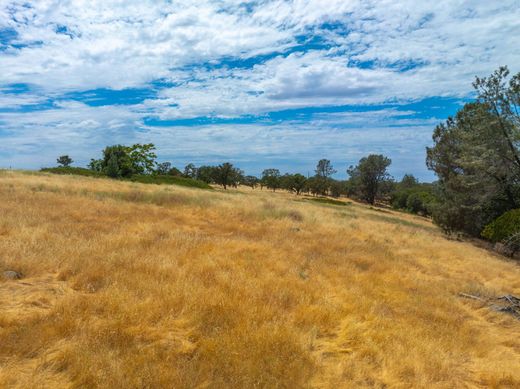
[0,170,519,388]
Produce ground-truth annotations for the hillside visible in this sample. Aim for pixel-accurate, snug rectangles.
[0,170,519,388]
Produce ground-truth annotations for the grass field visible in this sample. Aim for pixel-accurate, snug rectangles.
[0,170,519,388]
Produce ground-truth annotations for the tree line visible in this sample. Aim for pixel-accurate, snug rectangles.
[52,66,520,254]
[55,146,422,207]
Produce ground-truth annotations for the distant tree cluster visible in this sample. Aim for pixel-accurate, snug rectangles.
[88,143,158,178]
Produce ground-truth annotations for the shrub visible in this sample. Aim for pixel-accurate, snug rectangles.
[482,209,520,243]
[40,167,103,177]
[391,187,436,217]
[391,190,410,210]
[406,192,435,216]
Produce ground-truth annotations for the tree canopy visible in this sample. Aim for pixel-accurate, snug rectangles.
[348,154,392,205]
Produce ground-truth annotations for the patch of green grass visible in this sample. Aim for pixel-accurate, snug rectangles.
[365,212,437,232]
[40,167,103,177]
[305,197,351,206]
[40,167,212,190]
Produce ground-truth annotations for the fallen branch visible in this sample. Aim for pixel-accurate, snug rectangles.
[497,295,520,305]
[458,293,485,301]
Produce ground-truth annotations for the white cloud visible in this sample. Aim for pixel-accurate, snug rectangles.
[0,0,519,175]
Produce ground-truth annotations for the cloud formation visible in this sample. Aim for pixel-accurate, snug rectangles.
[0,0,519,179]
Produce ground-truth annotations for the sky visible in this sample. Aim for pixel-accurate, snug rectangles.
[0,1,519,180]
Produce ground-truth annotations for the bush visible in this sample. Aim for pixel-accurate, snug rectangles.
[41,167,103,177]
[391,187,436,216]
[406,192,435,216]
[40,168,212,189]
[391,190,410,209]
[482,209,520,243]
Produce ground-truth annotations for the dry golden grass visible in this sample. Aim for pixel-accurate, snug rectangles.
[0,170,519,388]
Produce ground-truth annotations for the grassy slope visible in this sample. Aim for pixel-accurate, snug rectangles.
[40,167,213,189]
[0,171,518,388]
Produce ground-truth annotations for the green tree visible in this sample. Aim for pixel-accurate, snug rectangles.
[88,158,103,172]
[348,154,392,204]
[426,66,520,235]
[315,159,336,178]
[156,162,172,175]
[242,175,260,189]
[106,153,120,178]
[261,169,281,191]
[183,163,198,179]
[196,165,217,183]
[127,143,157,174]
[288,173,308,195]
[329,180,344,198]
[102,145,135,177]
[56,155,73,167]
[214,163,243,189]
[400,174,418,189]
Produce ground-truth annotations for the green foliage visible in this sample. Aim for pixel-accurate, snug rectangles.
[391,184,437,216]
[100,144,157,178]
[328,180,344,198]
[88,158,103,172]
[156,162,172,175]
[307,197,349,206]
[261,169,281,191]
[127,143,157,174]
[242,175,260,189]
[106,153,120,178]
[482,209,520,243]
[40,167,103,177]
[103,145,134,177]
[400,174,418,189]
[280,173,307,195]
[315,159,336,178]
[155,163,182,176]
[56,155,73,167]
[183,163,198,179]
[213,162,243,189]
[347,154,392,204]
[406,192,435,215]
[426,66,520,236]
[196,165,217,183]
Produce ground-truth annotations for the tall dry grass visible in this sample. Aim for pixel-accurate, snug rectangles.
[0,170,519,388]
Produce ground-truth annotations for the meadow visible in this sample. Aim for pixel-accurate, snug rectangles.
[0,170,519,388]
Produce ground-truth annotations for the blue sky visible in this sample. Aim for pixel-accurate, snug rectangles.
[0,1,519,180]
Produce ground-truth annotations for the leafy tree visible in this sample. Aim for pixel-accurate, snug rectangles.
[168,166,182,176]
[183,163,198,179]
[196,165,217,183]
[426,66,520,235]
[242,175,260,189]
[261,169,281,191]
[214,162,243,189]
[305,176,329,196]
[57,155,73,167]
[88,158,103,172]
[102,145,135,177]
[348,154,392,204]
[405,191,436,216]
[106,153,120,178]
[127,143,157,174]
[286,173,307,195]
[329,180,344,198]
[156,162,172,175]
[315,159,337,178]
[400,174,418,189]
